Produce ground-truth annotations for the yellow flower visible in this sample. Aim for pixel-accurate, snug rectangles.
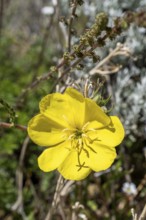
[28,87,124,180]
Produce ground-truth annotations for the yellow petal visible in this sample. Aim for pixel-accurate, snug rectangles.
[38,141,70,172]
[86,144,117,172]
[39,94,52,113]
[39,89,86,129]
[88,116,124,147]
[64,87,85,129]
[85,98,110,128]
[58,150,91,180]
[28,114,65,146]
[39,93,69,128]
[85,120,108,131]
[65,87,84,103]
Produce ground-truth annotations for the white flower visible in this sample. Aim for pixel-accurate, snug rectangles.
[122,182,137,195]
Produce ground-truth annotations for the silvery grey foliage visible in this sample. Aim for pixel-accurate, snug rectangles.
[81,0,146,141]
[113,25,146,140]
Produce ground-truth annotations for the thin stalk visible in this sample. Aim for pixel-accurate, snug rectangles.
[45,174,64,220]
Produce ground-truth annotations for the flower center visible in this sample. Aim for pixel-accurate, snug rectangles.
[62,123,99,171]
[74,129,83,139]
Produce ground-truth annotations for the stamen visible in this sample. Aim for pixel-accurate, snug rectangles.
[62,124,99,171]
[77,151,83,169]
[83,148,89,158]
[82,133,100,143]
[86,144,97,154]
[83,137,97,154]
[62,127,77,132]
[82,122,90,130]
[68,133,76,140]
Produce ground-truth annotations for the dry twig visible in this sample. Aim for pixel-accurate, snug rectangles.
[0,122,27,131]
[90,43,132,75]
[11,136,30,219]
[45,175,64,220]
[68,0,78,52]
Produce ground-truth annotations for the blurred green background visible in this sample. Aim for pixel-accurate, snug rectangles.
[0,0,146,219]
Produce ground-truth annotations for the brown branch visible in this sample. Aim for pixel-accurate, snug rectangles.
[68,0,78,52]
[0,122,27,131]
[50,34,108,92]
[15,14,130,104]
[15,20,107,104]
[16,33,106,103]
